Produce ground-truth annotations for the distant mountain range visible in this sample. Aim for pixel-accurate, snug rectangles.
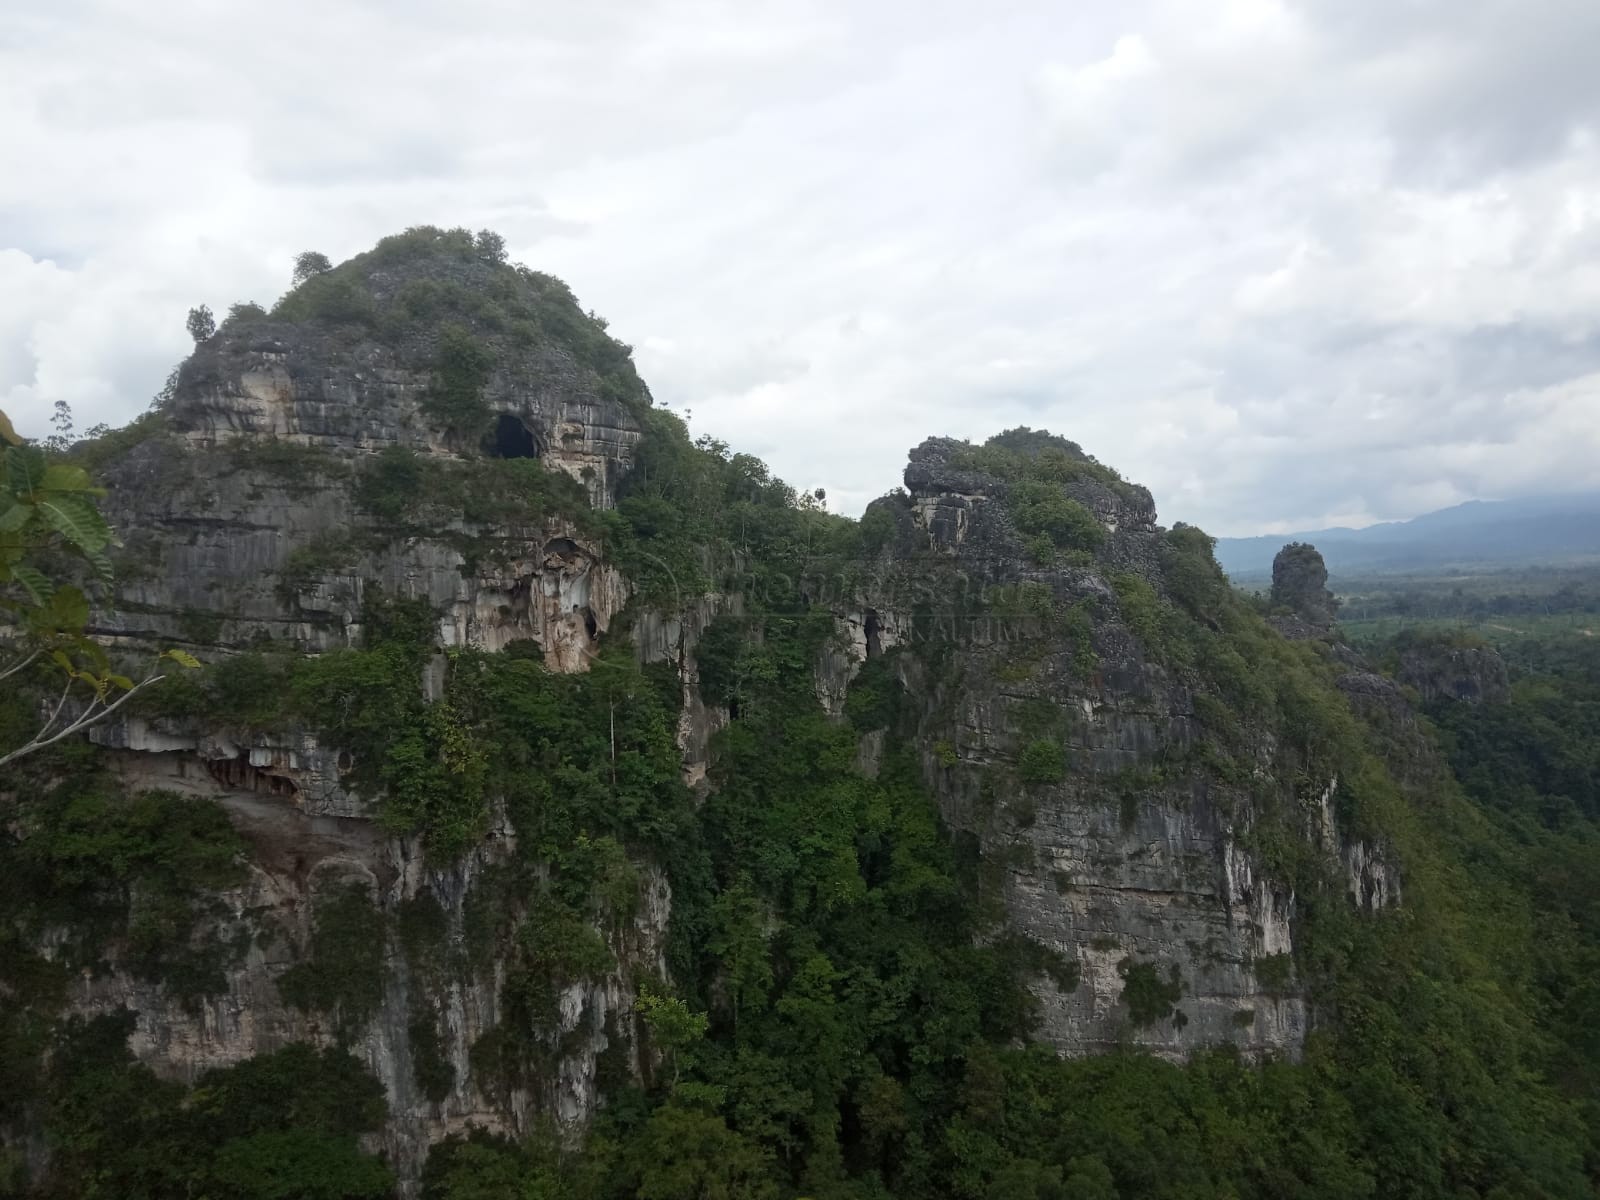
[1212,492,1600,580]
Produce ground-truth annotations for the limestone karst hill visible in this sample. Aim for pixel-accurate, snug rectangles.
[2,228,1593,1199]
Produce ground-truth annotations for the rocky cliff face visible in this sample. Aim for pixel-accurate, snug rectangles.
[9,248,1417,1193]
[1394,637,1511,705]
[190,241,643,475]
[56,797,671,1186]
[98,242,643,669]
[36,238,663,1191]
[830,437,1399,1060]
[1269,542,1338,629]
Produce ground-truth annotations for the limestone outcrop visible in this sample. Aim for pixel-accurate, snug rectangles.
[41,239,660,1192]
[1269,542,1338,629]
[10,254,1422,1194]
[829,438,1400,1061]
[1394,635,1511,705]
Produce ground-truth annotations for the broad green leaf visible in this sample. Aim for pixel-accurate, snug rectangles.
[0,409,20,446]
[36,493,111,553]
[4,445,46,495]
[164,648,202,669]
[12,564,52,607]
[73,639,110,670]
[0,500,33,533]
[107,673,135,691]
[85,548,115,584]
[50,649,74,673]
[42,584,90,631]
[40,464,94,493]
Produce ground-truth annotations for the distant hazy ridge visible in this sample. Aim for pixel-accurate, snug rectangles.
[1214,493,1600,579]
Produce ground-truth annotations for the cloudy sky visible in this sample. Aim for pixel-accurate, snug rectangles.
[5,0,1600,534]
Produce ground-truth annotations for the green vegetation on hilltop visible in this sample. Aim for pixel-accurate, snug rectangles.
[947,427,1145,506]
[267,225,652,430]
[602,409,858,604]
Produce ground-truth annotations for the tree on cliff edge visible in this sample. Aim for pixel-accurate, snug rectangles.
[185,304,216,343]
[292,250,332,284]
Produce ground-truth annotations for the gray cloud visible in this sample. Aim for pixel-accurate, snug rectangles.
[1296,0,1600,174]
[3,0,1599,535]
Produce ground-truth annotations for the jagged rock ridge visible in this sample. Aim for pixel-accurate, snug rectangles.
[823,436,1400,1061]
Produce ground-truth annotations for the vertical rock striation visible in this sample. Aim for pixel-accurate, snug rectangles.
[826,436,1400,1060]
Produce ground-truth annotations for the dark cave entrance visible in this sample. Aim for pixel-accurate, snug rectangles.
[205,753,300,799]
[487,413,540,459]
[543,537,581,561]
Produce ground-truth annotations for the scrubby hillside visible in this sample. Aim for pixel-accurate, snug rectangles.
[1,231,1595,1199]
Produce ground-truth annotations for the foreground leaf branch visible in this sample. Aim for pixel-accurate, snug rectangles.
[0,405,200,769]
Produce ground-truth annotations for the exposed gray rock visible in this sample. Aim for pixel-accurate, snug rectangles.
[55,796,663,1192]
[90,717,357,816]
[1270,542,1338,628]
[841,438,1400,1061]
[37,250,661,1195]
[95,246,646,674]
[173,254,644,510]
[1395,639,1511,705]
[632,594,739,787]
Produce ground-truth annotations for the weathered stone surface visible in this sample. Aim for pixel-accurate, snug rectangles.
[42,253,660,1195]
[835,439,1401,1061]
[171,255,644,510]
[1395,639,1511,705]
[97,263,642,671]
[57,797,665,1189]
[1270,542,1337,628]
[897,437,1159,577]
[91,717,357,815]
[632,594,740,787]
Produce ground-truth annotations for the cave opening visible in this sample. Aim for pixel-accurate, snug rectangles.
[487,413,540,459]
[205,752,300,799]
[543,537,581,561]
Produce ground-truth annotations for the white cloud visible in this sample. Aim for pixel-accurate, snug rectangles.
[3,0,1600,534]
